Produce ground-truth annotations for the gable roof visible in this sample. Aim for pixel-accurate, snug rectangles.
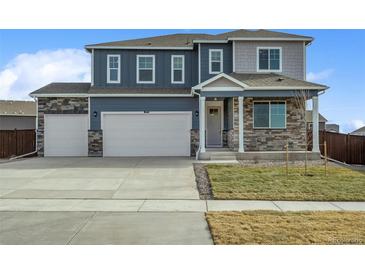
[229,73,328,90]
[85,29,313,51]
[306,110,328,123]
[192,73,327,91]
[351,126,365,135]
[0,100,36,116]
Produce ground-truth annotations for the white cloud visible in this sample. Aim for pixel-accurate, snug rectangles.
[341,119,365,133]
[0,49,90,100]
[307,69,334,82]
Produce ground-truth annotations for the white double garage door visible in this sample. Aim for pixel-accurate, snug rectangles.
[44,112,192,157]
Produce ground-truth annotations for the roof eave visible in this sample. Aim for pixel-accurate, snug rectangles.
[84,45,194,51]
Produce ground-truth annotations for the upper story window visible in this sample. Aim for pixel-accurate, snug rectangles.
[107,55,120,83]
[257,47,282,72]
[171,55,185,84]
[253,101,286,129]
[209,49,223,74]
[137,55,155,84]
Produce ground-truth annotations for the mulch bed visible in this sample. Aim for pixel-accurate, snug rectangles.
[193,163,214,200]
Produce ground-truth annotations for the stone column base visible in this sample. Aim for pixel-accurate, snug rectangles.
[88,130,103,157]
[190,129,199,157]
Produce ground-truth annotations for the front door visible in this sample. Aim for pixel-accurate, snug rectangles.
[206,106,222,147]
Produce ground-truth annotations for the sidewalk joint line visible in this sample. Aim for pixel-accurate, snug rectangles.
[329,201,345,211]
[66,211,96,245]
[271,201,283,212]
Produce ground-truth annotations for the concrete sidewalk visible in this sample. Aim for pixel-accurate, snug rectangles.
[1,198,364,212]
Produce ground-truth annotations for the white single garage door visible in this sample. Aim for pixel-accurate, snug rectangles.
[44,114,88,156]
[103,112,192,157]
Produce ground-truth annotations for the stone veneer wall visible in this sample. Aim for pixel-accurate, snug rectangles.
[233,97,306,151]
[88,130,103,156]
[37,97,88,156]
[190,129,199,157]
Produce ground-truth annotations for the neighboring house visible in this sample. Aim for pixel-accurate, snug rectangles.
[306,110,327,131]
[30,29,328,158]
[325,124,339,133]
[351,126,365,136]
[0,100,36,130]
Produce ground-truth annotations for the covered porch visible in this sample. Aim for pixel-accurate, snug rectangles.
[192,73,327,160]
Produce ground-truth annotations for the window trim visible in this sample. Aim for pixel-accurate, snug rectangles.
[107,54,121,84]
[253,100,287,129]
[136,54,155,84]
[171,55,185,84]
[256,47,282,72]
[209,49,223,74]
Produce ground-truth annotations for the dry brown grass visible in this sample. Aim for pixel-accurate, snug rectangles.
[206,165,365,200]
[206,211,365,245]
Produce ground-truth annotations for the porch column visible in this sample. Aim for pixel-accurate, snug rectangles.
[238,96,244,153]
[199,96,206,153]
[312,95,320,152]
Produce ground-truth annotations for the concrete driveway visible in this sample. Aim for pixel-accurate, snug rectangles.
[0,157,199,200]
[0,211,212,244]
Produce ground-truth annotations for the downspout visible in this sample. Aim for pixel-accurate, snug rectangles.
[192,88,201,160]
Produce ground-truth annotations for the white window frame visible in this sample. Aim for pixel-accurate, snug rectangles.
[253,100,287,129]
[209,49,223,74]
[256,47,282,72]
[171,55,185,84]
[107,54,121,84]
[137,54,155,84]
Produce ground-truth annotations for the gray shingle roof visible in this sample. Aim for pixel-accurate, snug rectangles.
[351,126,365,135]
[214,29,312,40]
[29,83,90,96]
[230,73,328,90]
[85,30,313,50]
[30,83,191,96]
[306,110,328,123]
[85,34,214,49]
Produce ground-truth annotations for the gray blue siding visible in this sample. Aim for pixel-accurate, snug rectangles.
[94,49,198,88]
[200,43,233,82]
[90,97,199,130]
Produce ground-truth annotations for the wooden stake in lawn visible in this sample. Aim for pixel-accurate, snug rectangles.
[324,140,328,176]
[286,140,289,177]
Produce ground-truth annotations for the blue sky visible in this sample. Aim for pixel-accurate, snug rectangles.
[0,29,364,132]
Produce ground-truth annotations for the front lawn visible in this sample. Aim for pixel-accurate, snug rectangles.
[206,211,365,244]
[206,165,365,201]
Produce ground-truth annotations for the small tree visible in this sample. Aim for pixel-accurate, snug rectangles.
[293,89,312,175]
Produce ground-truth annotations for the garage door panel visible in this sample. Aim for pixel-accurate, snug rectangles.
[103,112,191,157]
[44,114,88,157]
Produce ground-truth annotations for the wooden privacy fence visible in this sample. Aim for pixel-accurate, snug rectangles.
[308,130,365,165]
[0,130,36,158]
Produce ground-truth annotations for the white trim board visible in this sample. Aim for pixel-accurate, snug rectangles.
[30,93,194,98]
[192,73,249,90]
[86,46,193,50]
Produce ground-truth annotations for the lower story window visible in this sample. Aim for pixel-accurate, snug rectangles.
[253,101,286,129]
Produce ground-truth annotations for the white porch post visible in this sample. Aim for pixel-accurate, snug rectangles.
[199,96,206,153]
[238,96,244,153]
[312,95,320,152]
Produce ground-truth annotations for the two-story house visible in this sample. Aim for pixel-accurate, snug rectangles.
[30,29,328,159]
